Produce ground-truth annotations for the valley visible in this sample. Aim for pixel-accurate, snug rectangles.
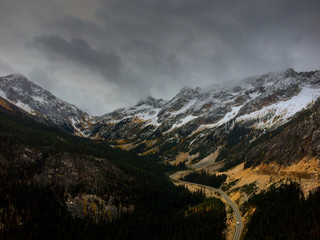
[170,156,320,240]
[1,68,320,239]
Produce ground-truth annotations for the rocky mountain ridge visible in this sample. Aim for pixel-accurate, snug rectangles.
[90,68,320,165]
[1,68,320,169]
[99,68,320,132]
[0,74,91,134]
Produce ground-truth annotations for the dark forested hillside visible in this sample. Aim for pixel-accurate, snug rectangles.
[181,170,227,188]
[243,183,320,240]
[0,109,226,239]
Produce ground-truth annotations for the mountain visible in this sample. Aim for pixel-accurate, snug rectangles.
[91,68,320,165]
[242,97,320,168]
[98,68,320,132]
[0,74,92,135]
[0,102,217,240]
[2,69,320,240]
[1,69,320,170]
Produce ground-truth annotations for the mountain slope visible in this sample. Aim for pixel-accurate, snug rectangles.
[243,97,320,168]
[91,68,320,167]
[1,69,320,170]
[97,68,320,135]
[0,74,92,134]
[0,107,226,240]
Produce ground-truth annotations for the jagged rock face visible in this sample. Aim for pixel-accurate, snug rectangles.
[0,146,134,224]
[33,153,124,193]
[234,98,320,168]
[66,194,122,223]
[0,74,91,134]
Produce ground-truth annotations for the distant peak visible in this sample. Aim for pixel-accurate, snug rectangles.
[286,67,295,72]
[204,82,226,92]
[146,95,157,101]
[136,95,155,104]
[269,68,297,78]
[136,95,167,108]
[179,86,193,93]
[282,68,296,75]
[178,86,198,96]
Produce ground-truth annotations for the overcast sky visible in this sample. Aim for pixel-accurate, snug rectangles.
[0,0,319,115]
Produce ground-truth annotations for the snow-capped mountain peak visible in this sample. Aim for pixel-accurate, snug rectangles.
[1,69,320,162]
[93,68,320,145]
[0,74,91,134]
[136,95,167,108]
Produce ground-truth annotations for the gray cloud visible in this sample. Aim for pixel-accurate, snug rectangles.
[51,16,106,40]
[0,0,320,114]
[28,68,56,90]
[32,35,122,81]
[0,59,15,76]
[121,40,182,78]
[93,0,320,84]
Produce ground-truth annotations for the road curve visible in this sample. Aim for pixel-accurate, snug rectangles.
[169,174,243,240]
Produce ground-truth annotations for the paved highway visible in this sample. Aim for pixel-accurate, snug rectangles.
[170,174,243,240]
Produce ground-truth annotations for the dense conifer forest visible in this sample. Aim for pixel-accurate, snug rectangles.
[243,183,320,240]
[0,110,226,240]
[181,170,227,188]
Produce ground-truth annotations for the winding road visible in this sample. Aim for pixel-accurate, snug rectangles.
[169,174,243,240]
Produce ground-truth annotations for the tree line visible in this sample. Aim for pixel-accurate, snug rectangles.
[181,170,227,188]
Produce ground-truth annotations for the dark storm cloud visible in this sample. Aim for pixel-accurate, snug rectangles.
[121,40,182,77]
[52,16,106,39]
[93,0,320,82]
[32,35,122,81]
[1,0,320,114]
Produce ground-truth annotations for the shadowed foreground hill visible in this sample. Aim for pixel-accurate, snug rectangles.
[0,108,226,240]
[243,183,320,240]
